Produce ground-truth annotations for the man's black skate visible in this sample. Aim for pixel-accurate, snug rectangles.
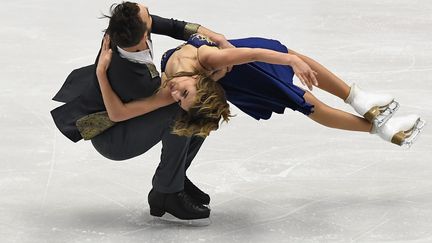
[148,189,210,225]
[184,177,210,205]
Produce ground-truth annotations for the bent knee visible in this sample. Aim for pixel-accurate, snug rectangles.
[91,140,130,161]
[95,148,130,161]
[288,49,308,60]
[288,49,301,56]
[303,91,330,111]
[104,154,130,161]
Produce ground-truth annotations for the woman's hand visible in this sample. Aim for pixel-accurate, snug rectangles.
[96,35,113,76]
[290,55,318,91]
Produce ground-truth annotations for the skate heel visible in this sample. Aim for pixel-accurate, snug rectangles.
[346,84,398,128]
[378,115,425,148]
[150,207,165,217]
[392,118,426,148]
[365,100,400,128]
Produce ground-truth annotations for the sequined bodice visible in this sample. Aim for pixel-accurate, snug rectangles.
[160,34,218,73]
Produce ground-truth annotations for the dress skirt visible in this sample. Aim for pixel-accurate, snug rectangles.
[219,37,314,120]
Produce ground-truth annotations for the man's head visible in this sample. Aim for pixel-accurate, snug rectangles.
[168,75,232,137]
[105,2,152,50]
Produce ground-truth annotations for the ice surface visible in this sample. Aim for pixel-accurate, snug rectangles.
[1,0,431,242]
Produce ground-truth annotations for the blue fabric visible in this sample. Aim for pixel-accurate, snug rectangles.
[160,35,314,120]
[161,34,218,72]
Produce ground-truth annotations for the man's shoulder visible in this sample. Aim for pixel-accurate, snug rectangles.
[110,53,159,80]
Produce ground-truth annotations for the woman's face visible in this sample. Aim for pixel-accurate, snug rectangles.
[168,76,198,110]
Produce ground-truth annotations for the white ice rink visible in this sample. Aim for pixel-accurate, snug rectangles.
[1,0,432,242]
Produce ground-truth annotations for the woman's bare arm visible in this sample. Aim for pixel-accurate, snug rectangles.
[96,71,174,122]
[199,46,297,69]
[198,45,318,89]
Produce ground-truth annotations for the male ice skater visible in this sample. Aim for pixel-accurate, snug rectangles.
[51,2,232,220]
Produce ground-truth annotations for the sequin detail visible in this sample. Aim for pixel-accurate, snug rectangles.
[76,111,116,140]
[145,63,160,79]
[184,23,201,39]
[189,33,216,46]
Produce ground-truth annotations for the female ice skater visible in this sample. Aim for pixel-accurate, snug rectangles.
[96,34,425,147]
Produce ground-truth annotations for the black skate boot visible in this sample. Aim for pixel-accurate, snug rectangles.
[185,177,210,205]
[148,189,210,225]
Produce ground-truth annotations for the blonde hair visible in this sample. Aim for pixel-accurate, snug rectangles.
[171,75,232,137]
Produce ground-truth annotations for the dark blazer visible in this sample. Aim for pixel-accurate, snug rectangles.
[51,15,199,142]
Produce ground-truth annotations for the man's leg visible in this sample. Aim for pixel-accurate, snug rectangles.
[91,104,209,219]
[181,136,210,205]
[184,136,206,171]
[151,125,191,193]
[90,104,180,161]
[148,120,210,220]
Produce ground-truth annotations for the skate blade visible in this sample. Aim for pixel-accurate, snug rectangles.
[370,100,400,128]
[395,118,426,149]
[151,213,211,227]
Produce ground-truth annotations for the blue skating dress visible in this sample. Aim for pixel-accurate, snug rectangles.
[161,34,314,120]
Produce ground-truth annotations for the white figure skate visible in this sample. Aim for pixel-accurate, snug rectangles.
[345,84,399,128]
[377,114,426,148]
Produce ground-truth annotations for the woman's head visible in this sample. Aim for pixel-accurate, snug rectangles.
[167,75,232,137]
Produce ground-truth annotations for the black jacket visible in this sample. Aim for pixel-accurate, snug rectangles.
[51,15,198,142]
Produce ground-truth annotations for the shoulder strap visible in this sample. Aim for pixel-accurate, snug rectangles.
[196,46,213,72]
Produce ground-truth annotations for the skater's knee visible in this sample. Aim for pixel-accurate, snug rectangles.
[288,49,299,55]
[91,140,131,161]
[288,49,304,57]
[303,91,320,106]
[303,92,331,112]
[106,154,129,161]
[288,49,309,60]
[95,150,130,161]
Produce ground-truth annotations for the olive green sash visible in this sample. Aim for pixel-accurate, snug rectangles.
[76,111,116,140]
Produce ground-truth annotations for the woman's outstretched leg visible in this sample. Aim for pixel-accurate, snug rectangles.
[289,49,399,128]
[288,49,350,99]
[302,91,424,147]
[303,91,372,132]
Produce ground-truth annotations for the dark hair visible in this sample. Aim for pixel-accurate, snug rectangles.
[103,2,147,48]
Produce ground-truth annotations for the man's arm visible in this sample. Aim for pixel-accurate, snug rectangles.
[150,14,233,48]
[150,14,190,40]
[98,69,174,122]
[196,26,233,49]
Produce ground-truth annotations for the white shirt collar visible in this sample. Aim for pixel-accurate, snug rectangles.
[117,45,154,64]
